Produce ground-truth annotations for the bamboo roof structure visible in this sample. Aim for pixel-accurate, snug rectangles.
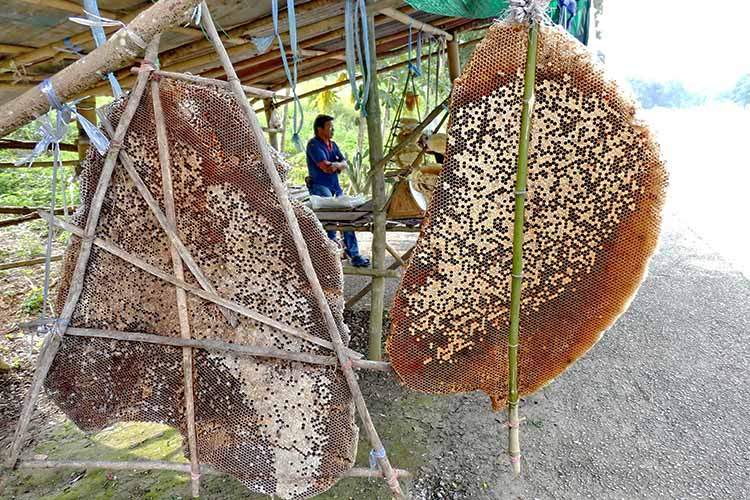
[0,0,484,107]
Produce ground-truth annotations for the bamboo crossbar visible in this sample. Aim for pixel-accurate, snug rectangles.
[0,206,76,215]
[345,246,414,309]
[130,68,277,98]
[0,140,77,152]
[343,266,400,278]
[16,460,411,479]
[38,211,363,360]
[0,255,62,271]
[64,327,390,372]
[0,161,79,169]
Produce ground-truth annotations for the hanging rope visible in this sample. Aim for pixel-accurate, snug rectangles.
[344,0,372,116]
[16,80,109,354]
[272,0,304,151]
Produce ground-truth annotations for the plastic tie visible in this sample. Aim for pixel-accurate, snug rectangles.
[385,470,400,490]
[340,357,353,371]
[369,447,386,469]
[510,454,522,464]
[69,10,146,49]
[190,472,201,481]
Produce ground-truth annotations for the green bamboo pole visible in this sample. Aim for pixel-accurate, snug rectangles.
[507,20,539,476]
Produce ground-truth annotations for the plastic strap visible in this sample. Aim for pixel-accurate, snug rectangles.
[369,447,387,469]
[272,0,303,151]
[83,0,122,96]
[251,35,274,54]
[357,0,371,114]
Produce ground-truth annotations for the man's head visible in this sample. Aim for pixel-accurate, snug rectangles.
[313,114,335,140]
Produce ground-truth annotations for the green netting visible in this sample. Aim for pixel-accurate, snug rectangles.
[405,0,591,44]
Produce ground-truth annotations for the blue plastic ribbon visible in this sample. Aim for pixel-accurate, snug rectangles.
[558,0,577,30]
[272,0,304,151]
[251,35,274,54]
[83,0,122,96]
[369,448,387,469]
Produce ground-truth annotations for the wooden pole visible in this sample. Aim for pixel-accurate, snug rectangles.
[0,255,62,271]
[129,68,277,98]
[16,459,411,479]
[3,39,161,470]
[263,99,280,150]
[199,4,404,497]
[150,76,201,498]
[364,3,387,363]
[75,96,97,176]
[0,161,79,169]
[63,327,389,371]
[0,0,201,137]
[446,33,461,82]
[507,21,539,477]
[343,267,400,278]
[379,8,453,40]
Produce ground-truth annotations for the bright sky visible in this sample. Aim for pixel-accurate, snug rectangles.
[597,0,750,93]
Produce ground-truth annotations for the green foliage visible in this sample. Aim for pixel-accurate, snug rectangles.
[21,287,44,315]
[627,79,706,109]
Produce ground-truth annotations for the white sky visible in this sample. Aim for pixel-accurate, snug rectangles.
[597,0,750,93]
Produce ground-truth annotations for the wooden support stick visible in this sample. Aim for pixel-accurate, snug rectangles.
[0,255,62,271]
[150,77,201,499]
[345,246,414,309]
[16,460,410,479]
[97,112,238,328]
[446,33,461,82]
[0,213,40,228]
[38,212,362,359]
[3,40,161,470]
[129,68,277,98]
[0,161,79,169]
[384,243,405,267]
[343,266,400,278]
[0,206,76,216]
[199,4,404,497]
[379,8,453,40]
[0,140,77,152]
[64,327,390,371]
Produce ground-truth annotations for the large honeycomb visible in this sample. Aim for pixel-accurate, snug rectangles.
[45,76,357,499]
[387,22,667,410]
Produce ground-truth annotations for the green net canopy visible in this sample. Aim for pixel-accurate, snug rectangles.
[406,0,591,43]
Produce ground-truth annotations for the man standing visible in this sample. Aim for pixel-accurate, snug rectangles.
[306,114,370,267]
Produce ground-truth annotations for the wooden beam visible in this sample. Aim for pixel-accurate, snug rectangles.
[0,0,201,137]
[0,206,75,215]
[0,140,77,152]
[343,266,400,278]
[0,44,34,55]
[130,68,277,98]
[379,8,453,40]
[446,33,461,81]
[0,255,62,271]
[0,160,79,169]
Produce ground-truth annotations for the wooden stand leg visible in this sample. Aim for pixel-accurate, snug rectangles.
[199,4,404,497]
[151,77,201,498]
[3,38,161,469]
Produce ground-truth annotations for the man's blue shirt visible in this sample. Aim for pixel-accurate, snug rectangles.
[306,136,344,194]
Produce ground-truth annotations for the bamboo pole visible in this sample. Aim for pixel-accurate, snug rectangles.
[97,112,238,328]
[263,99,279,150]
[0,0,201,137]
[0,140,77,152]
[133,69,277,98]
[384,243,405,266]
[0,213,40,228]
[363,6,388,364]
[506,21,539,477]
[16,459,411,479]
[0,255,62,271]
[37,211,362,359]
[0,161,79,169]
[3,40,161,470]
[64,327,389,371]
[446,34,461,82]
[199,4,404,497]
[0,206,76,215]
[346,246,414,309]
[343,267,400,278]
[150,76,201,498]
[379,8,453,40]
